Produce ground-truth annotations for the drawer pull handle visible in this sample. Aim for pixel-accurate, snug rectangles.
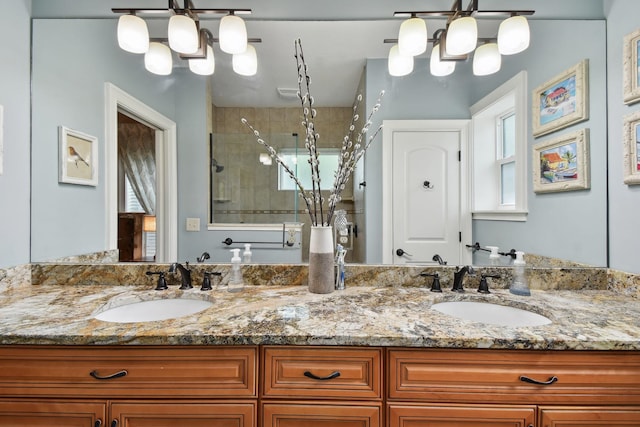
[303,370,341,381]
[95,421,102,427]
[111,420,118,427]
[90,369,128,380]
[519,375,558,385]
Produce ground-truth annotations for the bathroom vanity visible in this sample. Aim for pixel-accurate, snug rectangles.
[0,345,638,426]
[0,263,639,426]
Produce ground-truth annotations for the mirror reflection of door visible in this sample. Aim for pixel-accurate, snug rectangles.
[117,112,157,262]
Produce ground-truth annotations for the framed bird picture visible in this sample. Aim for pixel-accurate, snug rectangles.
[59,126,98,186]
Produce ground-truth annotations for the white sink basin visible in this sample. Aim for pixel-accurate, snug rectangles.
[95,298,213,323]
[431,301,551,327]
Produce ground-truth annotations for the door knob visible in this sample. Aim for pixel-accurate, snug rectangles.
[396,249,413,257]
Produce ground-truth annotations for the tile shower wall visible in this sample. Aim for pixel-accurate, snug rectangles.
[211,105,359,262]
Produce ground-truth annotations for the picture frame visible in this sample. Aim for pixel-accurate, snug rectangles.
[532,59,589,138]
[533,128,590,193]
[59,126,98,186]
[623,29,640,105]
[622,110,640,185]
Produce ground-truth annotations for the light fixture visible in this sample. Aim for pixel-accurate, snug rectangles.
[145,42,173,75]
[117,14,149,54]
[389,1,534,77]
[168,13,199,54]
[388,44,414,77]
[143,215,157,233]
[233,44,258,76]
[219,12,248,54]
[473,42,501,76]
[498,15,530,55]
[430,44,456,77]
[113,4,257,76]
[398,15,427,57]
[446,16,477,55]
[189,44,215,75]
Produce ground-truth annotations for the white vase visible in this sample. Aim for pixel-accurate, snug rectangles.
[308,225,335,294]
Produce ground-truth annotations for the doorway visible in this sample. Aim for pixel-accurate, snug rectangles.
[382,120,472,266]
[117,112,156,262]
[105,83,177,263]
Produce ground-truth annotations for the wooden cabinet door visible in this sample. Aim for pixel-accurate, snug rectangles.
[262,402,381,427]
[0,400,106,426]
[388,404,535,427]
[539,407,640,426]
[110,401,256,427]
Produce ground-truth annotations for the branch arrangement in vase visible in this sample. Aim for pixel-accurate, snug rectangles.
[242,38,384,227]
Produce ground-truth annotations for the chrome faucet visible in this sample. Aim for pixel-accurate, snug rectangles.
[452,265,475,292]
[169,262,192,289]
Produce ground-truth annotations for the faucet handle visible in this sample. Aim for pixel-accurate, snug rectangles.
[146,271,168,291]
[478,274,500,294]
[420,272,442,292]
[201,271,222,291]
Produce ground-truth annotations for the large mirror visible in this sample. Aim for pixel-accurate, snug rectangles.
[29,0,608,267]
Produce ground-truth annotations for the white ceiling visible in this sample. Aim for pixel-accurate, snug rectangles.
[32,0,606,107]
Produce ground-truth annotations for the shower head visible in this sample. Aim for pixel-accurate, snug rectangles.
[212,158,224,173]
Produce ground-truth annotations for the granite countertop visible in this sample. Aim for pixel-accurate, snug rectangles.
[1,278,639,350]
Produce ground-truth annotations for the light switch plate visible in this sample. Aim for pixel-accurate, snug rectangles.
[186,217,200,231]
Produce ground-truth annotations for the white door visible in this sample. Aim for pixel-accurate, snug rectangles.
[382,120,471,265]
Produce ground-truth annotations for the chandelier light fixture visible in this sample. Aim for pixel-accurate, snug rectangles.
[388,0,534,77]
[398,15,427,57]
[113,1,259,77]
[473,42,501,76]
[388,44,414,77]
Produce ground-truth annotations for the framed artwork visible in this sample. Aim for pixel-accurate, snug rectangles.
[623,110,640,185]
[532,59,589,138]
[623,29,640,105]
[59,126,98,186]
[533,128,590,193]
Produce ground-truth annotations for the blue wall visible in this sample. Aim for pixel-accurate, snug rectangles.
[604,0,640,273]
[0,0,31,268]
[31,19,206,262]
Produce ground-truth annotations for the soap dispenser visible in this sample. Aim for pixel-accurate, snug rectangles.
[509,251,531,296]
[228,249,244,293]
[243,244,252,263]
[486,246,501,266]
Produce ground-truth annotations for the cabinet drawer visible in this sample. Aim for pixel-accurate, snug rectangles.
[388,348,640,405]
[262,402,381,427]
[388,404,535,427]
[111,401,256,427]
[0,345,257,398]
[262,346,382,399]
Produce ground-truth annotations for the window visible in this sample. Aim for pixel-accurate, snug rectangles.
[125,175,156,258]
[277,148,340,191]
[470,71,528,221]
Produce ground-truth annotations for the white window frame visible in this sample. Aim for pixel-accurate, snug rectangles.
[470,71,528,221]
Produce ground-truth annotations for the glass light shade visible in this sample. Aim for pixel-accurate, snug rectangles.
[117,14,149,54]
[143,215,156,232]
[168,14,199,54]
[388,44,414,77]
[219,14,248,54]
[498,16,530,55]
[189,45,215,75]
[145,42,173,75]
[232,44,257,76]
[473,43,502,76]
[430,44,456,76]
[446,16,478,55]
[398,17,427,56]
